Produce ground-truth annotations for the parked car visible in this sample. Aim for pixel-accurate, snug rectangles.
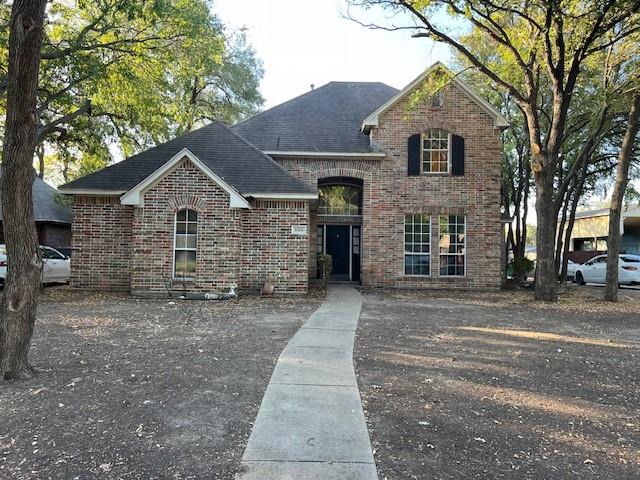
[566,259,579,282]
[0,245,71,284]
[575,254,640,286]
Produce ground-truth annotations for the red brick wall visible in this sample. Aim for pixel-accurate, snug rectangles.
[38,223,72,249]
[130,160,242,294]
[274,81,503,290]
[71,196,133,290]
[240,200,310,294]
[70,160,310,294]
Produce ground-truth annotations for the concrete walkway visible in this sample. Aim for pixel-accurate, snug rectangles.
[237,285,378,480]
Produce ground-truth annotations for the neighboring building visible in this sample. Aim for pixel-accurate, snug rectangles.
[0,169,72,252]
[562,206,640,263]
[59,62,508,295]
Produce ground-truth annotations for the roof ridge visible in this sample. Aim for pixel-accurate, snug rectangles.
[233,84,331,129]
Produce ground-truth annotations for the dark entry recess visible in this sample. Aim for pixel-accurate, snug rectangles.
[325,225,350,280]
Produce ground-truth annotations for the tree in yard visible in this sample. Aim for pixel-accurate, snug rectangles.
[604,93,640,301]
[0,0,263,182]
[0,0,47,379]
[347,0,640,300]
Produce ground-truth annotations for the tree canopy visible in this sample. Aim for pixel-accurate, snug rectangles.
[0,0,263,182]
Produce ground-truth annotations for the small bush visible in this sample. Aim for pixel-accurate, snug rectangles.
[318,254,332,287]
[509,257,534,285]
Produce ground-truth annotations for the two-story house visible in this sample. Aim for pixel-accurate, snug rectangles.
[59,63,508,295]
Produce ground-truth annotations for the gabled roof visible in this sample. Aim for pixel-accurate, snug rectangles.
[0,169,72,225]
[362,62,510,130]
[59,121,315,199]
[233,81,398,154]
[120,148,252,208]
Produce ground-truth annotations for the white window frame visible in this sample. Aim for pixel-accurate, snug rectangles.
[173,208,198,280]
[421,129,451,175]
[404,214,431,277]
[438,215,466,277]
[431,90,444,107]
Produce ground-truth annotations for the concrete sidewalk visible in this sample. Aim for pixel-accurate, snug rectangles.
[237,285,378,480]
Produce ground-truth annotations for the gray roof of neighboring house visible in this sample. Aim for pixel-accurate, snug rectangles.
[233,81,399,153]
[60,121,314,195]
[0,169,72,225]
[574,206,640,220]
[574,208,610,219]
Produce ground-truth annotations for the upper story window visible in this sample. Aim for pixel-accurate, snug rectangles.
[431,91,444,107]
[422,128,450,174]
[318,184,361,215]
[174,208,197,279]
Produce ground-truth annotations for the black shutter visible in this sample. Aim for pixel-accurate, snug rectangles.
[451,134,465,176]
[407,133,421,176]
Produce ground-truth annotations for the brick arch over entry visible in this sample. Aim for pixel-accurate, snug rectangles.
[308,165,373,183]
[167,194,208,212]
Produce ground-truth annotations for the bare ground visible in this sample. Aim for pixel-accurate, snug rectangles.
[355,287,640,480]
[0,287,323,480]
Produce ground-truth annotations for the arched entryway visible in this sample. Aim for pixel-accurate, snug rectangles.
[316,177,363,282]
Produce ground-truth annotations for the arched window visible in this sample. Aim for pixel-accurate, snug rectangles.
[174,209,197,278]
[421,128,450,173]
[318,184,361,215]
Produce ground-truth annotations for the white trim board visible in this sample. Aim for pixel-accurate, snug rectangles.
[247,192,318,200]
[120,148,251,209]
[57,188,126,195]
[263,150,386,159]
[362,62,510,130]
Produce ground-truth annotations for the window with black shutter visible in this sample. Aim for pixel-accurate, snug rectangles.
[451,134,465,176]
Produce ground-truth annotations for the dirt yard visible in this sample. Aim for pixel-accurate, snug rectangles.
[355,288,640,480]
[0,287,322,480]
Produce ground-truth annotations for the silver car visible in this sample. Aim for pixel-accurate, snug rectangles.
[0,245,71,284]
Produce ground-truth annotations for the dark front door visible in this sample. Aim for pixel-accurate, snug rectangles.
[325,225,350,280]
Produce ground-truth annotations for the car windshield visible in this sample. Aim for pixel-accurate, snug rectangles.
[0,247,5,256]
[621,256,640,263]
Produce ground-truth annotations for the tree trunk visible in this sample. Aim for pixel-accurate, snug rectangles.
[0,0,47,380]
[604,93,640,302]
[36,143,45,179]
[533,156,558,301]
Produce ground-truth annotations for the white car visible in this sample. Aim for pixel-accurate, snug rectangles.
[575,254,640,286]
[566,259,579,282]
[0,245,71,284]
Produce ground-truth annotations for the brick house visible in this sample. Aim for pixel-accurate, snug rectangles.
[0,168,72,253]
[60,63,508,294]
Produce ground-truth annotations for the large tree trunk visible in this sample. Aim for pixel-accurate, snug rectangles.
[0,0,47,380]
[604,93,640,302]
[531,149,558,301]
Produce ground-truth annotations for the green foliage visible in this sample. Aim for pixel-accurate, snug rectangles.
[509,257,534,282]
[0,0,263,181]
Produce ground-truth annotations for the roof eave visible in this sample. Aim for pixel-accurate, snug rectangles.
[57,188,127,196]
[264,150,385,160]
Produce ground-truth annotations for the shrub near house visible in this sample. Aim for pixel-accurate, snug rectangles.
[60,63,507,294]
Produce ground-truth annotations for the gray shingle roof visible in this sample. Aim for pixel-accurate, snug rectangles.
[0,169,72,224]
[60,121,314,195]
[233,81,398,153]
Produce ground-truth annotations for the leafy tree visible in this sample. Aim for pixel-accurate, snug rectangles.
[0,0,47,380]
[0,0,263,181]
[348,0,640,300]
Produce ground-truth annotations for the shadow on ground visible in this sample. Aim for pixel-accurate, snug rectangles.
[0,287,323,480]
[355,290,640,480]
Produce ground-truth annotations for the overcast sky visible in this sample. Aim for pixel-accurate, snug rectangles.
[214,0,452,107]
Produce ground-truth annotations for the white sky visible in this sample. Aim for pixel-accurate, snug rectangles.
[213,0,452,107]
